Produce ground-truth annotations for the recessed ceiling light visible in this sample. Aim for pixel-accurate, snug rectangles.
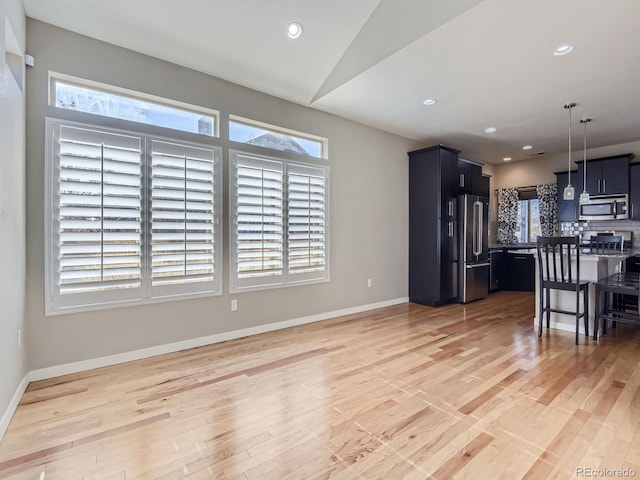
[503,157,512,162]
[522,145,533,150]
[423,99,437,106]
[553,44,575,56]
[287,22,303,39]
[485,127,497,134]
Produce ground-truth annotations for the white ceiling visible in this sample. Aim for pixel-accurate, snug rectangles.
[23,0,640,164]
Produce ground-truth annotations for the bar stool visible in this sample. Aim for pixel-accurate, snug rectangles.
[536,236,589,345]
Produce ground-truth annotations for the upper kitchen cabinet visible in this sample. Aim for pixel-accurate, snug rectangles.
[458,158,485,196]
[577,154,633,196]
[630,163,640,219]
[555,170,581,222]
[478,174,490,198]
[408,145,460,307]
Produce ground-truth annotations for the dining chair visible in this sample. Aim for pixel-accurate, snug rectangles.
[536,235,589,345]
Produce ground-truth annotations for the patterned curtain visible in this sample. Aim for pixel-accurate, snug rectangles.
[536,183,558,236]
[497,188,519,244]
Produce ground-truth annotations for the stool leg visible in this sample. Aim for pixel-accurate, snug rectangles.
[584,287,589,337]
[538,285,544,337]
[594,286,600,341]
[575,286,580,345]
[603,292,609,335]
[546,287,551,328]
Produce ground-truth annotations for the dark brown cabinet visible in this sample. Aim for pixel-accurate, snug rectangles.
[458,158,486,196]
[478,174,490,198]
[577,154,631,195]
[503,252,535,291]
[409,146,489,306]
[409,145,460,306]
[630,163,640,219]
[555,170,581,222]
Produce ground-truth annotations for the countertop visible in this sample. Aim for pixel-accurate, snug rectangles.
[490,244,536,249]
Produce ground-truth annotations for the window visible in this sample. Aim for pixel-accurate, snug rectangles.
[45,119,222,314]
[50,73,218,137]
[515,198,541,243]
[229,115,327,159]
[230,150,329,292]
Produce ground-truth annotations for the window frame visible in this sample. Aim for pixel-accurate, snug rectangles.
[45,117,223,315]
[229,114,328,160]
[229,149,330,293]
[49,72,220,138]
[515,197,541,244]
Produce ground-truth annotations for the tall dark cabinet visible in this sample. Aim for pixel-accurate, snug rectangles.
[408,145,460,306]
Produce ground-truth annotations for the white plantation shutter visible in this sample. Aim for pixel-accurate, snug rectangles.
[48,124,143,310]
[46,119,222,314]
[150,140,220,296]
[231,153,284,290]
[287,164,328,282]
[230,150,328,292]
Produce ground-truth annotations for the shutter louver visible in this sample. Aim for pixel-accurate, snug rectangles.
[57,125,142,294]
[234,156,284,283]
[151,141,217,291]
[287,166,327,277]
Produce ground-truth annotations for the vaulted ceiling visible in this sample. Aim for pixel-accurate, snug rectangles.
[24,0,640,163]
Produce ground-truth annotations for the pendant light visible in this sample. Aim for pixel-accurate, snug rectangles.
[563,102,577,200]
[579,118,592,204]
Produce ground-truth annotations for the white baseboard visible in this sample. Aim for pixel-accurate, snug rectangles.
[29,297,409,382]
[0,373,30,440]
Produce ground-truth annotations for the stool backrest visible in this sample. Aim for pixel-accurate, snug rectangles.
[536,236,581,287]
[590,235,623,254]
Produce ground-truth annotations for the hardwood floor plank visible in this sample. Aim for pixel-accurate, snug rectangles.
[4,292,640,478]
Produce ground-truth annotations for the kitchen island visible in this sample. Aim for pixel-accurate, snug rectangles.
[534,249,631,335]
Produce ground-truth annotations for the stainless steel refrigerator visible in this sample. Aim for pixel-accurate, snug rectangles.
[457,194,490,303]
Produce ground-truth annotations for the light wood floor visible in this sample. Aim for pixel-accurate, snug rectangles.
[2,291,640,479]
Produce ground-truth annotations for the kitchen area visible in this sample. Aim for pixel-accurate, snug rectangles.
[409,142,640,325]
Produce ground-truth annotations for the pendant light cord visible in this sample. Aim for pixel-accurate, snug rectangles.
[581,118,591,192]
[564,103,577,185]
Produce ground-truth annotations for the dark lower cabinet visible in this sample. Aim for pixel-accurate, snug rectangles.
[503,252,535,291]
[489,250,504,291]
[490,248,535,292]
[626,255,640,272]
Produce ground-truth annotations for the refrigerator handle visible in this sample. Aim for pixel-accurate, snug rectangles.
[473,200,483,257]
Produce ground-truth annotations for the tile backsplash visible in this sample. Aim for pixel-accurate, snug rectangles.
[559,220,640,246]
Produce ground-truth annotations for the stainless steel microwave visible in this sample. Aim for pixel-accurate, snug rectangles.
[578,194,629,221]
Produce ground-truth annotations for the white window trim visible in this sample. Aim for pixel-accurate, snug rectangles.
[49,71,220,137]
[229,114,328,159]
[229,149,330,293]
[45,118,223,315]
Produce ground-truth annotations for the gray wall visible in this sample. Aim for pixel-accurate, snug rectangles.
[0,0,27,427]
[25,20,418,370]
